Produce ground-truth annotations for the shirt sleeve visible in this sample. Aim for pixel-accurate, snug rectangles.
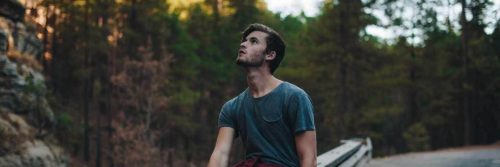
[288,91,316,134]
[218,101,239,137]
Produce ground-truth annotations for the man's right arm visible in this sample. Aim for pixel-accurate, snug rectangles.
[207,127,235,167]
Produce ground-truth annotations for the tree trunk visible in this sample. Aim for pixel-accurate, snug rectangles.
[107,28,116,167]
[208,0,220,23]
[460,0,471,146]
[83,0,91,161]
[336,62,348,138]
[408,26,418,124]
[96,106,102,167]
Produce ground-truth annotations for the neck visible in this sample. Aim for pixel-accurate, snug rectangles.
[246,67,282,98]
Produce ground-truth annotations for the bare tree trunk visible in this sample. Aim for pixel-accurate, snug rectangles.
[96,1,111,165]
[83,0,91,162]
[336,0,349,140]
[146,97,152,132]
[107,35,115,167]
[408,17,418,125]
[96,106,102,167]
[335,0,363,138]
[108,4,117,167]
[336,62,348,138]
[460,0,471,146]
[168,149,173,167]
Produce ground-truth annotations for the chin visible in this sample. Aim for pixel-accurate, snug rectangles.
[236,60,245,66]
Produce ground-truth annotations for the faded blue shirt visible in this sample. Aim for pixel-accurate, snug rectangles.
[218,82,315,167]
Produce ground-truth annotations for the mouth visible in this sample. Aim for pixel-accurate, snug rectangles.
[238,50,246,56]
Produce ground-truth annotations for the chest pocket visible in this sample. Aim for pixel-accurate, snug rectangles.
[256,100,283,123]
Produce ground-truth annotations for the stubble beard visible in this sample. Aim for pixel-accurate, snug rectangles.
[235,53,265,68]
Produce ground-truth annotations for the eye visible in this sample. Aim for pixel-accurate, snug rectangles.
[250,39,257,44]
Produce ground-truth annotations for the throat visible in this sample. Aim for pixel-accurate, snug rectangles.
[247,75,283,98]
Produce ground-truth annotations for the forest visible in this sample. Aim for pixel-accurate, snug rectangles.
[20,0,500,166]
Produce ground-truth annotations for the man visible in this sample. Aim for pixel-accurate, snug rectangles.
[208,23,316,167]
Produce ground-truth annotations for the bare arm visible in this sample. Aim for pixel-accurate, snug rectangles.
[207,127,235,167]
[295,131,317,167]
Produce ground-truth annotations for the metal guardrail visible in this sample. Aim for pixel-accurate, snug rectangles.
[317,138,372,167]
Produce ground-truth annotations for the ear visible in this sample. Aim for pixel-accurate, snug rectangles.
[265,51,276,61]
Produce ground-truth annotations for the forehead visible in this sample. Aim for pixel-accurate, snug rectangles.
[246,31,269,40]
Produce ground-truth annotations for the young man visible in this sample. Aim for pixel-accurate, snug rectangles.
[208,23,316,167]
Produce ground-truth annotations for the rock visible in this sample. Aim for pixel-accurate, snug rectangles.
[0,1,68,166]
[0,140,67,167]
[0,110,67,167]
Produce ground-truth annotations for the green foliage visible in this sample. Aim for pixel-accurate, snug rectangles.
[26,79,44,95]
[56,112,74,130]
[403,123,430,151]
[170,85,201,107]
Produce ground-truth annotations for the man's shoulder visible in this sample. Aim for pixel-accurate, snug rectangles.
[281,82,309,97]
[222,88,249,108]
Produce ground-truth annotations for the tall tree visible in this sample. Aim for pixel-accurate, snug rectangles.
[458,0,499,145]
[459,0,473,146]
[83,0,91,161]
[304,0,379,153]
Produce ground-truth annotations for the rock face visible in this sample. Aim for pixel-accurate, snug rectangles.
[0,0,67,166]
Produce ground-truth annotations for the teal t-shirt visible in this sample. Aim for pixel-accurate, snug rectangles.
[218,82,315,167]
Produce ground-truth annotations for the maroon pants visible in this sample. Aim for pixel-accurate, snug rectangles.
[232,157,281,167]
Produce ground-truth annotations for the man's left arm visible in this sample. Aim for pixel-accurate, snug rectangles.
[295,131,317,167]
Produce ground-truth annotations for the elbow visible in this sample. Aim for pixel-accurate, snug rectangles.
[208,152,220,167]
[305,156,317,167]
[299,153,316,167]
[208,150,230,167]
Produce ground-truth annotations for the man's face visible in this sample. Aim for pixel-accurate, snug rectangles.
[236,31,269,67]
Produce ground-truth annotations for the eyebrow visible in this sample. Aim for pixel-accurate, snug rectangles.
[246,36,259,42]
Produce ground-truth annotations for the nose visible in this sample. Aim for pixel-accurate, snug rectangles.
[240,41,248,49]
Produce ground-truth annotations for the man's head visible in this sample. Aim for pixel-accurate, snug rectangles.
[236,23,285,74]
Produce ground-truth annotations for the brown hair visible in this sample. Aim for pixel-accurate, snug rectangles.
[241,23,286,74]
